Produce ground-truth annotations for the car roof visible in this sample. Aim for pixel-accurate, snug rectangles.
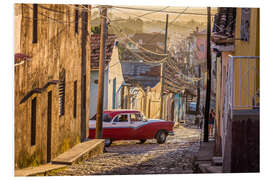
[104,109,141,117]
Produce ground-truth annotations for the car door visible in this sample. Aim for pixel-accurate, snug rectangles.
[110,113,133,140]
[130,113,148,139]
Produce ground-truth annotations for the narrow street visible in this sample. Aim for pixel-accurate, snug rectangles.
[13,4,260,176]
[53,125,201,175]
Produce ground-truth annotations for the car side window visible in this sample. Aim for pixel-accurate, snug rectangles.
[114,114,128,123]
[130,113,141,122]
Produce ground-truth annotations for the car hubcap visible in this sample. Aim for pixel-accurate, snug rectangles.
[105,139,111,145]
[160,133,166,141]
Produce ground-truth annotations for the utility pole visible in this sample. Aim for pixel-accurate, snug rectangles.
[80,5,88,142]
[203,7,211,142]
[96,7,107,139]
[196,64,201,114]
[160,14,169,119]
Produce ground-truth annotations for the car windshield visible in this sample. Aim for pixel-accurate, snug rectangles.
[90,113,112,122]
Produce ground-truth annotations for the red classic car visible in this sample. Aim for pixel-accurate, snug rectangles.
[89,109,174,147]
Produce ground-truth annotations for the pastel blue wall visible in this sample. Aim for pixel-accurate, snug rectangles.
[90,69,109,118]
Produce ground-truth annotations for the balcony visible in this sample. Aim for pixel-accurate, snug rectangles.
[226,55,259,111]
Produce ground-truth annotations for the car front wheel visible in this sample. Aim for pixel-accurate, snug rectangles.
[139,139,146,144]
[156,130,167,144]
[104,139,112,147]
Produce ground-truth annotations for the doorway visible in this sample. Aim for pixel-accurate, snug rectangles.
[47,91,52,162]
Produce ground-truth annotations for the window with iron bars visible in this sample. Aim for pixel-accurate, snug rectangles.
[59,69,65,116]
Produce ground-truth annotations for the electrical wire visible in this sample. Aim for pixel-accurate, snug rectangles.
[111,6,216,16]
[139,7,189,48]
[19,4,87,61]
[19,4,203,84]
[111,7,162,22]
[106,17,169,57]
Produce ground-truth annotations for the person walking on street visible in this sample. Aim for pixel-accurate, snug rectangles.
[209,109,215,137]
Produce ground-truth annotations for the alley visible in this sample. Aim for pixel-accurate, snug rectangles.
[53,125,201,175]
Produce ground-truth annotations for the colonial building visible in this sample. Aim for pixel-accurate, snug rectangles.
[212,7,259,172]
[89,34,116,118]
[14,4,91,169]
[107,33,162,118]
[108,33,196,124]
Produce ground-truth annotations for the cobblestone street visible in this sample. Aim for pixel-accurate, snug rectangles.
[53,125,201,175]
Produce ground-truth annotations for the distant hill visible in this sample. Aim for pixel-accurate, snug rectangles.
[91,16,206,39]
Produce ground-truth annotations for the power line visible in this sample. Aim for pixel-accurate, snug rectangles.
[111,6,216,16]
[106,16,169,56]
[137,6,170,18]
[142,7,189,46]
[111,7,162,22]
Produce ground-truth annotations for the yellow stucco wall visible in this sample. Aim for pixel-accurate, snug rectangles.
[233,8,260,109]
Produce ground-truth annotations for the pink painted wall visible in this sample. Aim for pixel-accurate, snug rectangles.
[196,35,207,60]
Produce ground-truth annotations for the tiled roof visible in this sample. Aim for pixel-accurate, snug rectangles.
[121,62,161,88]
[91,34,116,69]
[118,43,165,62]
[115,33,166,88]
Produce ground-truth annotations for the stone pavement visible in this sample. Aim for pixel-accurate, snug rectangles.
[15,139,104,176]
[193,140,223,173]
[53,126,202,175]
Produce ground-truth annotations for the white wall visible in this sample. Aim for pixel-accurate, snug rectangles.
[108,45,125,109]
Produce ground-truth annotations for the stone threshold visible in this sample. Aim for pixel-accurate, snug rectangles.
[15,139,105,176]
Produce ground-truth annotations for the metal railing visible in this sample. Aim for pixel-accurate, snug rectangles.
[228,55,260,110]
[222,55,259,158]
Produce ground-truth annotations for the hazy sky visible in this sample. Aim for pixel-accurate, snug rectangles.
[100,6,217,23]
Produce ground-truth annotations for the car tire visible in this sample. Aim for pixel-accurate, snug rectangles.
[139,139,146,144]
[104,139,112,147]
[156,130,167,144]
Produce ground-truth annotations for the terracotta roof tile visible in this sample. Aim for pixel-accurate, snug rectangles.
[91,34,116,69]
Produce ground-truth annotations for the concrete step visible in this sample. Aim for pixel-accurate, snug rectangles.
[212,156,223,166]
[198,163,223,173]
[15,164,67,176]
[52,139,104,165]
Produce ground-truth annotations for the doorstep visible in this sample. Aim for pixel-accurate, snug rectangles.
[15,139,105,176]
[52,139,105,165]
[15,164,67,176]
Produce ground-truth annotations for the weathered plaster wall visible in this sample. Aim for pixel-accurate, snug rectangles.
[14,4,91,169]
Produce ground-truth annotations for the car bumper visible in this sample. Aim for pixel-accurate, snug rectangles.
[168,131,174,136]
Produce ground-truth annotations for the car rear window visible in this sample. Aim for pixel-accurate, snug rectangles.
[90,113,112,122]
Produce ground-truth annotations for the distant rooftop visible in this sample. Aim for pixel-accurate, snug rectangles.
[90,34,116,69]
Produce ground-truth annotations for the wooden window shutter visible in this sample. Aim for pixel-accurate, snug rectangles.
[31,97,37,146]
[59,69,65,116]
[32,4,38,43]
[73,80,77,118]
[75,5,79,34]
[241,8,251,42]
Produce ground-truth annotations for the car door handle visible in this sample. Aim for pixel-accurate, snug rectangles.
[112,122,116,125]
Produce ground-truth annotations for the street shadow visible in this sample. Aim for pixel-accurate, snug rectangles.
[90,141,200,175]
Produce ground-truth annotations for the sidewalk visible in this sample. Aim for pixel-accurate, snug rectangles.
[15,139,104,176]
[193,140,223,173]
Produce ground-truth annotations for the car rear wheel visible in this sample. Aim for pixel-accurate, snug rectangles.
[104,139,112,147]
[156,130,167,144]
[139,139,146,144]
